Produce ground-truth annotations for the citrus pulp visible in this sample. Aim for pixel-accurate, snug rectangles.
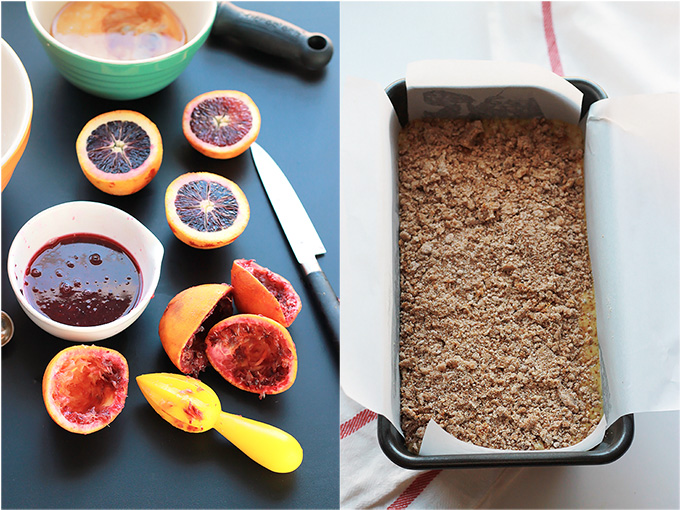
[205,314,297,398]
[42,345,129,434]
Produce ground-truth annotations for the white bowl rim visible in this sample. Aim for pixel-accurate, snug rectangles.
[1,38,33,167]
[7,200,164,336]
[25,1,218,66]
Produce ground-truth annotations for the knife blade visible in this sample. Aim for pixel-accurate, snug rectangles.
[250,143,339,350]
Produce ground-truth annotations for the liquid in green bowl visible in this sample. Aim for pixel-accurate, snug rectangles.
[51,2,187,61]
[26,1,217,100]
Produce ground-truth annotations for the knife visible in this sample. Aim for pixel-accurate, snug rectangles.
[250,143,339,350]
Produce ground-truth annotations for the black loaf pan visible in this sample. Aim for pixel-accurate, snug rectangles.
[378,77,635,469]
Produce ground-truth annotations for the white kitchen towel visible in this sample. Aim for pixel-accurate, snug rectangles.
[340,391,519,509]
[488,1,679,97]
[339,2,679,508]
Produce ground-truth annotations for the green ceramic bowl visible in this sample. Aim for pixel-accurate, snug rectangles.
[26,1,217,100]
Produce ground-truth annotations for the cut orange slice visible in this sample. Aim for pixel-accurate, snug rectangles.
[165,172,250,249]
[76,110,162,195]
[182,90,261,159]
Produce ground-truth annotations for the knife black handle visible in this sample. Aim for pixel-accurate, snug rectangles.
[306,270,339,351]
[212,2,334,71]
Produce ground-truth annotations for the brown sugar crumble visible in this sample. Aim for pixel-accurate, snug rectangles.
[398,118,603,452]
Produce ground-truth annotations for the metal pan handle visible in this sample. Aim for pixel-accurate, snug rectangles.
[212,2,333,71]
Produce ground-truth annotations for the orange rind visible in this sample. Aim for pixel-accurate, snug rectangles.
[231,259,302,327]
[158,283,233,376]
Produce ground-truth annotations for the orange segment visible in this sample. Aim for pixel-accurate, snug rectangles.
[158,283,233,376]
[182,90,261,159]
[205,314,297,398]
[42,345,129,434]
[76,110,163,195]
[165,172,250,249]
[231,259,302,327]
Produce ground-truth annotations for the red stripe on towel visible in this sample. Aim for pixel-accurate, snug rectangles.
[542,1,564,75]
[340,409,377,439]
[387,470,442,509]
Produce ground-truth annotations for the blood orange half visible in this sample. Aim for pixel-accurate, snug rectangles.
[205,314,297,399]
[158,283,233,376]
[182,90,261,159]
[165,172,250,249]
[42,345,129,434]
[231,259,302,327]
[76,110,162,195]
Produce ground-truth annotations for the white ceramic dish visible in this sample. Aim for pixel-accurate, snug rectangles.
[1,38,33,191]
[7,201,164,342]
